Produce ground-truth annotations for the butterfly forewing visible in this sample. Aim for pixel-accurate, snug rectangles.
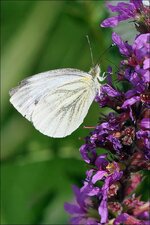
[10,68,99,137]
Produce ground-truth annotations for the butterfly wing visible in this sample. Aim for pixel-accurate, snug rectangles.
[10,69,99,137]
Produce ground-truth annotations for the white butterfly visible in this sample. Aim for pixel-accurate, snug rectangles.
[9,65,104,138]
[143,0,150,6]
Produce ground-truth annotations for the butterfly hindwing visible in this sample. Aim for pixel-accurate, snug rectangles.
[32,77,97,137]
[10,69,99,137]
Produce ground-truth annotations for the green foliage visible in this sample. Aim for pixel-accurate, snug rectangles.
[1,158,86,224]
[136,170,150,201]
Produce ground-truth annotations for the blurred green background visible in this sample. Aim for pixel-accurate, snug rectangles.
[1,1,148,225]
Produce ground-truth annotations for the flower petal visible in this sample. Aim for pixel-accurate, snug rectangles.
[112,32,131,56]
[101,84,121,97]
[101,16,119,27]
[140,118,150,129]
[114,213,128,225]
[64,203,83,214]
[143,58,150,69]
[99,199,108,224]
[122,96,140,108]
[92,171,107,184]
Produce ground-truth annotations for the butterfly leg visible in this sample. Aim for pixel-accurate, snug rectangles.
[98,72,107,82]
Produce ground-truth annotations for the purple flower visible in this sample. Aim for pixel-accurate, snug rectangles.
[112,33,150,107]
[136,130,150,159]
[95,154,108,169]
[114,213,130,225]
[112,193,150,225]
[122,96,140,108]
[65,151,124,224]
[87,156,123,224]
[106,135,123,152]
[112,33,150,71]
[95,83,124,109]
[140,118,150,129]
[118,33,149,65]
[79,110,140,163]
[101,2,137,28]
[89,113,122,153]
[100,84,121,98]
[64,185,100,225]
[92,170,106,184]
[97,35,150,111]
[101,0,150,33]
[91,159,123,224]
[114,212,150,225]
[112,32,132,56]
[80,141,97,164]
[99,170,123,224]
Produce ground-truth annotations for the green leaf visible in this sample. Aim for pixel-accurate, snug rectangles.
[1,158,86,224]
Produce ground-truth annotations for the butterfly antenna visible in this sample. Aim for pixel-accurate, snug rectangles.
[95,43,116,65]
[86,35,94,66]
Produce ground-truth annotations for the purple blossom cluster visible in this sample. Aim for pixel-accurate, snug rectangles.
[101,0,150,33]
[65,1,150,224]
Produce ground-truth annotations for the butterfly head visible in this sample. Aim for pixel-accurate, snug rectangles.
[89,64,101,78]
[89,64,107,83]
